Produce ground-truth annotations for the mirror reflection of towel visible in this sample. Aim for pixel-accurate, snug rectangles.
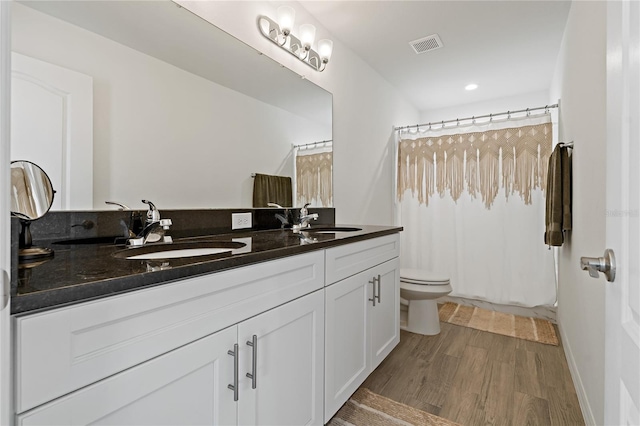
[252,173,292,207]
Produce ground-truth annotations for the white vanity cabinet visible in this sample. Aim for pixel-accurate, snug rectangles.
[14,251,325,425]
[12,232,401,426]
[323,234,400,421]
[16,289,325,426]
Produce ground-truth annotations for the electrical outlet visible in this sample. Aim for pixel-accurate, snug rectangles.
[231,212,252,230]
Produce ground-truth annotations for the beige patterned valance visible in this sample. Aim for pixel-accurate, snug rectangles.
[397,123,552,208]
[296,151,333,207]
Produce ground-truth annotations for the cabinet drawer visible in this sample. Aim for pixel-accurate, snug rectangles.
[16,326,238,426]
[14,251,324,413]
[325,234,400,285]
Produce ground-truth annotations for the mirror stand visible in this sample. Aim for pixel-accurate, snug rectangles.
[18,219,53,262]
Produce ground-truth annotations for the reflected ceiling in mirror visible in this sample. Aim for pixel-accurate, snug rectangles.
[12,0,332,210]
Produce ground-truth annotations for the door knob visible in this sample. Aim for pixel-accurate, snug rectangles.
[580,249,616,282]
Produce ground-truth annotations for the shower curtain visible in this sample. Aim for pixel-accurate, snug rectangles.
[397,114,556,307]
[295,146,333,207]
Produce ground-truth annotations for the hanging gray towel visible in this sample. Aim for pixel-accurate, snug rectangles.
[252,173,292,208]
[544,145,572,246]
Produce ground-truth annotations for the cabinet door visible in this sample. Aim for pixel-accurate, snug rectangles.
[16,327,238,426]
[238,290,324,426]
[324,271,371,421]
[369,258,400,369]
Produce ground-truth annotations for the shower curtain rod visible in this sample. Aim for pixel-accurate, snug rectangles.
[394,103,559,132]
[293,139,333,150]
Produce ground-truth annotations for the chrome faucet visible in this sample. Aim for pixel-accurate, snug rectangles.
[293,203,318,232]
[268,202,294,228]
[106,200,142,238]
[127,200,172,246]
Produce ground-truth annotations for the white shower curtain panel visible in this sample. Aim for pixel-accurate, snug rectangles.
[397,115,556,307]
[295,146,333,207]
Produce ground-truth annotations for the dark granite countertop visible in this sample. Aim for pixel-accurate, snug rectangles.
[13,225,402,315]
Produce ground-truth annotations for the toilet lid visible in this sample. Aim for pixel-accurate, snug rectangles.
[400,268,450,284]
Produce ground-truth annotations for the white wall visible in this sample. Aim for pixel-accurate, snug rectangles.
[550,2,607,424]
[179,1,419,225]
[421,90,551,124]
[11,3,330,209]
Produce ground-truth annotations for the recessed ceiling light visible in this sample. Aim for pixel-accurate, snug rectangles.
[465,83,478,91]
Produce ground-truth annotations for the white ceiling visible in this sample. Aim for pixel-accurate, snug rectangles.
[299,0,572,112]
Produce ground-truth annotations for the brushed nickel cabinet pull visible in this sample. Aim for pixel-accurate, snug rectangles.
[246,335,258,389]
[227,343,239,401]
[369,277,377,306]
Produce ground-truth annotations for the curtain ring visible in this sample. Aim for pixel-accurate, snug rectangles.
[472,116,475,124]
[441,120,445,129]
[526,108,530,116]
[507,111,511,119]
[544,105,549,114]
[456,118,460,126]
[489,114,493,122]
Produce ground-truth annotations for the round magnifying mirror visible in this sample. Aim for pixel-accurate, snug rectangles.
[10,160,56,261]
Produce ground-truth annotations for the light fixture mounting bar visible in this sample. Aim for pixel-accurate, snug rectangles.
[258,15,329,72]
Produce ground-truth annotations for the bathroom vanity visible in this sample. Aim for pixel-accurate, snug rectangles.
[11,222,401,425]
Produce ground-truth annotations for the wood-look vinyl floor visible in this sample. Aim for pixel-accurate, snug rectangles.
[361,323,585,426]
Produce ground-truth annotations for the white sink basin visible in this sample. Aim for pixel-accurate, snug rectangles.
[113,241,246,261]
[125,247,234,260]
[304,227,362,234]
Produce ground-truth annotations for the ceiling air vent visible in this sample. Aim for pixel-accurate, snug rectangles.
[409,34,443,54]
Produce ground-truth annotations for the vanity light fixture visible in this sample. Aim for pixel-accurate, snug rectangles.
[258,6,333,72]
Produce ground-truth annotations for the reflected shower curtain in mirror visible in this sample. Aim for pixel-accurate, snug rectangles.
[295,148,333,207]
[397,114,556,307]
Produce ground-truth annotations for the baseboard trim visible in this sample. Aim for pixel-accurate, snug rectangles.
[558,322,597,425]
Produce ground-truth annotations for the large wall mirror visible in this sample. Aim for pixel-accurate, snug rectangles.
[11,1,333,210]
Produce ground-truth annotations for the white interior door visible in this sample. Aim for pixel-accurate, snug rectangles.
[0,3,12,426]
[11,52,93,210]
[604,1,640,424]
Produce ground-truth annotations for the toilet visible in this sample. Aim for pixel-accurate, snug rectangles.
[400,268,452,335]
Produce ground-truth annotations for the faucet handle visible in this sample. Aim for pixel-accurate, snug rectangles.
[301,203,311,216]
[141,199,160,223]
[105,201,130,210]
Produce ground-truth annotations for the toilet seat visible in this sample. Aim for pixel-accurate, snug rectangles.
[400,282,452,295]
[401,278,450,286]
[400,268,450,285]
